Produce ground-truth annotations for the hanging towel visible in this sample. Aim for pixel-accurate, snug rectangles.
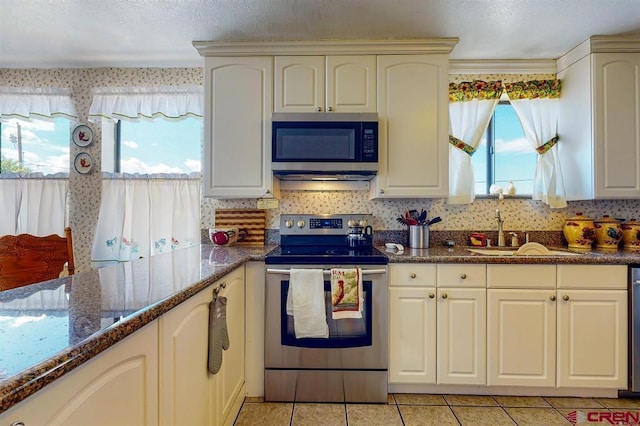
[331,268,363,319]
[208,296,230,375]
[286,269,329,339]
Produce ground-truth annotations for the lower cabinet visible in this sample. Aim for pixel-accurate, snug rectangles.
[0,321,159,426]
[159,267,245,426]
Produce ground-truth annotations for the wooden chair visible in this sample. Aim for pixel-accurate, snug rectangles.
[0,227,75,291]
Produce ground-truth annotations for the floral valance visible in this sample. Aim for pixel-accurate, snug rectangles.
[88,85,203,123]
[0,87,77,120]
[504,80,561,100]
[449,80,503,102]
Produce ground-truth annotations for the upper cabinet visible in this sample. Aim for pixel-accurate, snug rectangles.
[371,54,450,198]
[274,55,376,113]
[557,36,640,200]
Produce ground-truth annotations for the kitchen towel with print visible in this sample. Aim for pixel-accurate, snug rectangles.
[286,269,329,339]
[330,268,363,319]
[208,296,230,375]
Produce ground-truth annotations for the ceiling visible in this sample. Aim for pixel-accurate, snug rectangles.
[2,0,640,68]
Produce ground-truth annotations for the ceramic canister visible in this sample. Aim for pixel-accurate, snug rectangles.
[621,219,640,250]
[594,215,622,249]
[563,212,596,249]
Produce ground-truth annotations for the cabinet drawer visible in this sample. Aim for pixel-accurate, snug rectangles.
[487,264,556,289]
[557,265,627,289]
[437,264,486,288]
[389,264,436,287]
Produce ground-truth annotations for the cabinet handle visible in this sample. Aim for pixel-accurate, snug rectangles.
[550,295,556,301]
[316,106,322,112]
[410,273,416,279]
[327,106,333,111]
[10,422,26,426]
[441,293,448,299]
[428,293,435,299]
[562,295,569,301]
[221,281,227,289]
[460,273,467,279]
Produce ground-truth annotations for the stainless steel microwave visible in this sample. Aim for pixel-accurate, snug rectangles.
[271,112,378,180]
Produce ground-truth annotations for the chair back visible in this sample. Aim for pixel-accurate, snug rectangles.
[0,227,75,291]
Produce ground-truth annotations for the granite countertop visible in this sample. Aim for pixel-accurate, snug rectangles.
[0,244,276,414]
[2,241,640,414]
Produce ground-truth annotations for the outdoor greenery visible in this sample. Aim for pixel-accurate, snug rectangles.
[1,156,32,173]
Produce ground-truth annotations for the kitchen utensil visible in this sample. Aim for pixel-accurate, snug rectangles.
[214,209,266,246]
[427,216,442,226]
[210,228,249,246]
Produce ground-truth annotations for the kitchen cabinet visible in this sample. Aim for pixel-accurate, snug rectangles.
[371,54,449,198]
[245,261,266,397]
[202,56,279,199]
[557,36,640,200]
[388,264,437,384]
[159,267,244,426]
[0,321,158,426]
[274,55,376,113]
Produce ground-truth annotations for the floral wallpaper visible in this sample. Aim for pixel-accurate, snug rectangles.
[2,68,640,270]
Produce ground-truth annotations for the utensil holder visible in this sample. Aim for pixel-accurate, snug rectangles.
[409,225,429,248]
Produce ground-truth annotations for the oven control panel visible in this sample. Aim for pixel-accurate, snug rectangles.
[280,214,373,235]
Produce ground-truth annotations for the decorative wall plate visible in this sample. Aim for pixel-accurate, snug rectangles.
[72,124,93,147]
[74,152,94,174]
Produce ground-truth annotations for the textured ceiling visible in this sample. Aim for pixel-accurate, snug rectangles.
[1,0,640,68]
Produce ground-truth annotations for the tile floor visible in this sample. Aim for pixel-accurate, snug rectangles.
[234,394,640,425]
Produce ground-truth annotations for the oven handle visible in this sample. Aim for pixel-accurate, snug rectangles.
[266,268,386,276]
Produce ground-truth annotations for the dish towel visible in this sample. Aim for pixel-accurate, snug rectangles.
[331,268,363,319]
[286,269,329,339]
[208,296,230,375]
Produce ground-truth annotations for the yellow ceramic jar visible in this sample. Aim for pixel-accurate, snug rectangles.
[563,212,596,249]
[594,215,622,249]
[621,219,640,250]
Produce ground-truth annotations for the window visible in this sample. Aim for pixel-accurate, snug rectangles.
[0,117,71,174]
[102,117,202,174]
[472,102,536,195]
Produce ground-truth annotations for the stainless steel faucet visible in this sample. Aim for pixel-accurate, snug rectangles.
[495,209,505,247]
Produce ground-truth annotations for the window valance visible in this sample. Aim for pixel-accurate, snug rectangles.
[0,87,77,120]
[449,80,503,102]
[504,80,561,100]
[88,85,204,123]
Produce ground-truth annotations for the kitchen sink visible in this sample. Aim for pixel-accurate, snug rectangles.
[466,242,583,257]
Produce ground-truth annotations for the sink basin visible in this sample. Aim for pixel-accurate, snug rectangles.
[466,242,582,256]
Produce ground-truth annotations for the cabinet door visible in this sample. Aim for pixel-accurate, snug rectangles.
[389,287,436,384]
[557,289,627,388]
[436,288,486,385]
[372,54,449,198]
[487,289,556,387]
[594,53,640,198]
[326,55,376,112]
[0,322,158,426]
[203,56,276,198]
[274,56,325,112]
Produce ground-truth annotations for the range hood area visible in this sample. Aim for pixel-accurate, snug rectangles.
[273,169,377,182]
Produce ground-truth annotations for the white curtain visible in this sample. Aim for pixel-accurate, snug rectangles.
[506,82,566,208]
[0,174,68,236]
[0,87,77,120]
[92,173,200,264]
[88,86,203,123]
[447,81,502,204]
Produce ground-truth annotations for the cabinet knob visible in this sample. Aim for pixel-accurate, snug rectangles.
[316,106,322,112]
[441,293,448,299]
[410,273,416,279]
[221,282,227,289]
[563,295,570,301]
[327,106,333,111]
[550,295,556,301]
[428,293,435,299]
[380,189,385,194]
[460,273,467,279]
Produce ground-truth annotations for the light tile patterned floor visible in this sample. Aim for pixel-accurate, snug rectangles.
[233,394,640,425]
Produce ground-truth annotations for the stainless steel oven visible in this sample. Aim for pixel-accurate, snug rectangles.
[264,214,388,403]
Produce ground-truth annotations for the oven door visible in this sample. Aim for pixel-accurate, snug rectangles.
[265,265,387,370]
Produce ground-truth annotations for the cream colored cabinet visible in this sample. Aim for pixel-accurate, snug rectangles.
[487,265,557,387]
[0,321,159,426]
[388,264,437,384]
[556,264,627,389]
[371,54,449,198]
[245,261,266,397]
[159,267,245,426]
[436,264,486,385]
[274,55,376,113]
[557,37,640,200]
[202,56,279,199]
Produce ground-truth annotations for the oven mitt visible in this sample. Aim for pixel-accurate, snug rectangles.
[208,296,230,375]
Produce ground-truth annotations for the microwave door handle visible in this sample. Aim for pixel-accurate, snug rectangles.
[266,268,386,276]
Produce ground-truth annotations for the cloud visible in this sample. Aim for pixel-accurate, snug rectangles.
[494,137,533,155]
[121,157,184,174]
[184,158,201,172]
[123,140,138,149]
